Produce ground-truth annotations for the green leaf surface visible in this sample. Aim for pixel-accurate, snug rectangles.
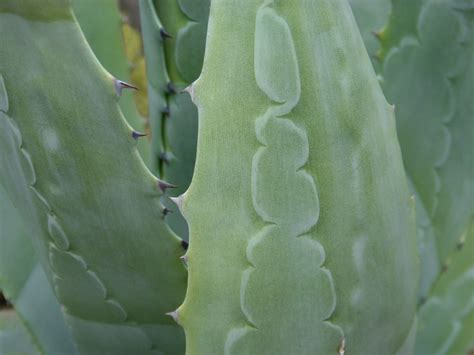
[415,220,474,355]
[73,0,151,167]
[0,184,77,355]
[140,0,209,240]
[177,1,419,354]
[0,310,37,355]
[381,0,474,299]
[378,0,427,59]
[348,0,391,65]
[0,1,186,353]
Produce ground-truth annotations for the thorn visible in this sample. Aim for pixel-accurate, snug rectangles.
[180,254,188,265]
[182,84,195,102]
[159,151,171,165]
[114,79,138,96]
[171,195,184,213]
[161,106,170,117]
[165,310,179,323]
[371,30,382,40]
[132,131,147,140]
[390,104,396,112]
[162,207,173,217]
[166,82,176,95]
[157,180,177,193]
[338,338,346,355]
[160,28,172,40]
[181,240,189,250]
[372,51,382,62]
[456,234,466,250]
[441,261,450,273]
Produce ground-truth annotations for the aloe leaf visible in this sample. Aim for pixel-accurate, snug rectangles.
[119,0,150,120]
[376,0,427,60]
[348,0,391,65]
[0,310,37,355]
[381,0,474,299]
[73,0,151,167]
[415,220,474,354]
[174,1,419,354]
[139,0,209,239]
[0,184,77,354]
[0,1,186,353]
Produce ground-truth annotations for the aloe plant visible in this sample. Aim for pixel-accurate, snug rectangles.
[379,0,474,301]
[375,0,474,353]
[415,219,474,355]
[0,184,77,354]
[0,0,473,354]
[0,1,186,353]
[173,1,419,354]
[0,310,37,354]
[349,0,391,68]
[73,0,151,167]
[139,0,209,239]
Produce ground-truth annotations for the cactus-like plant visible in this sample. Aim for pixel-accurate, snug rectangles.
[139,0,209,239]
[0,310,37,354]
[0,1,186,353]
[379,0,474,299]
[0,184,77,354]
[0,0,472,354]
[73,0,151,167]
[348,0,391,68]
[376,0,474,353]
[173,1,419,354]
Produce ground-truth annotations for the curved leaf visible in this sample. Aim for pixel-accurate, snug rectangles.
[0,1,186,353]
[0,184,77,354]
[176,1,419,353]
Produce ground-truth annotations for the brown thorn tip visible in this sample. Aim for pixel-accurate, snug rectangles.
[166,82,176,95]
[161,106,170,117]
[160,28,172,40]
[158,180,177,192]
[115,79,138,96]
[181,240,189,250]
[371,30,382,39]
[132,131,147,140]
[159,151,172,165]
[162,207,173,216]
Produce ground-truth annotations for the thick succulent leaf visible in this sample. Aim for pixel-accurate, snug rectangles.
[0,310,37,355]
[119,0,150,119]
[348,0,391,65]
[377,0,427,59]
[73,0,151,167]
[152,0,210,86]
[140,0,209,239]
[415,220,474,354]
[0,186,35,302]
[0,184,77,354]
[381,0,474,298]
[176,1,419,354]
[0,1,186,353]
